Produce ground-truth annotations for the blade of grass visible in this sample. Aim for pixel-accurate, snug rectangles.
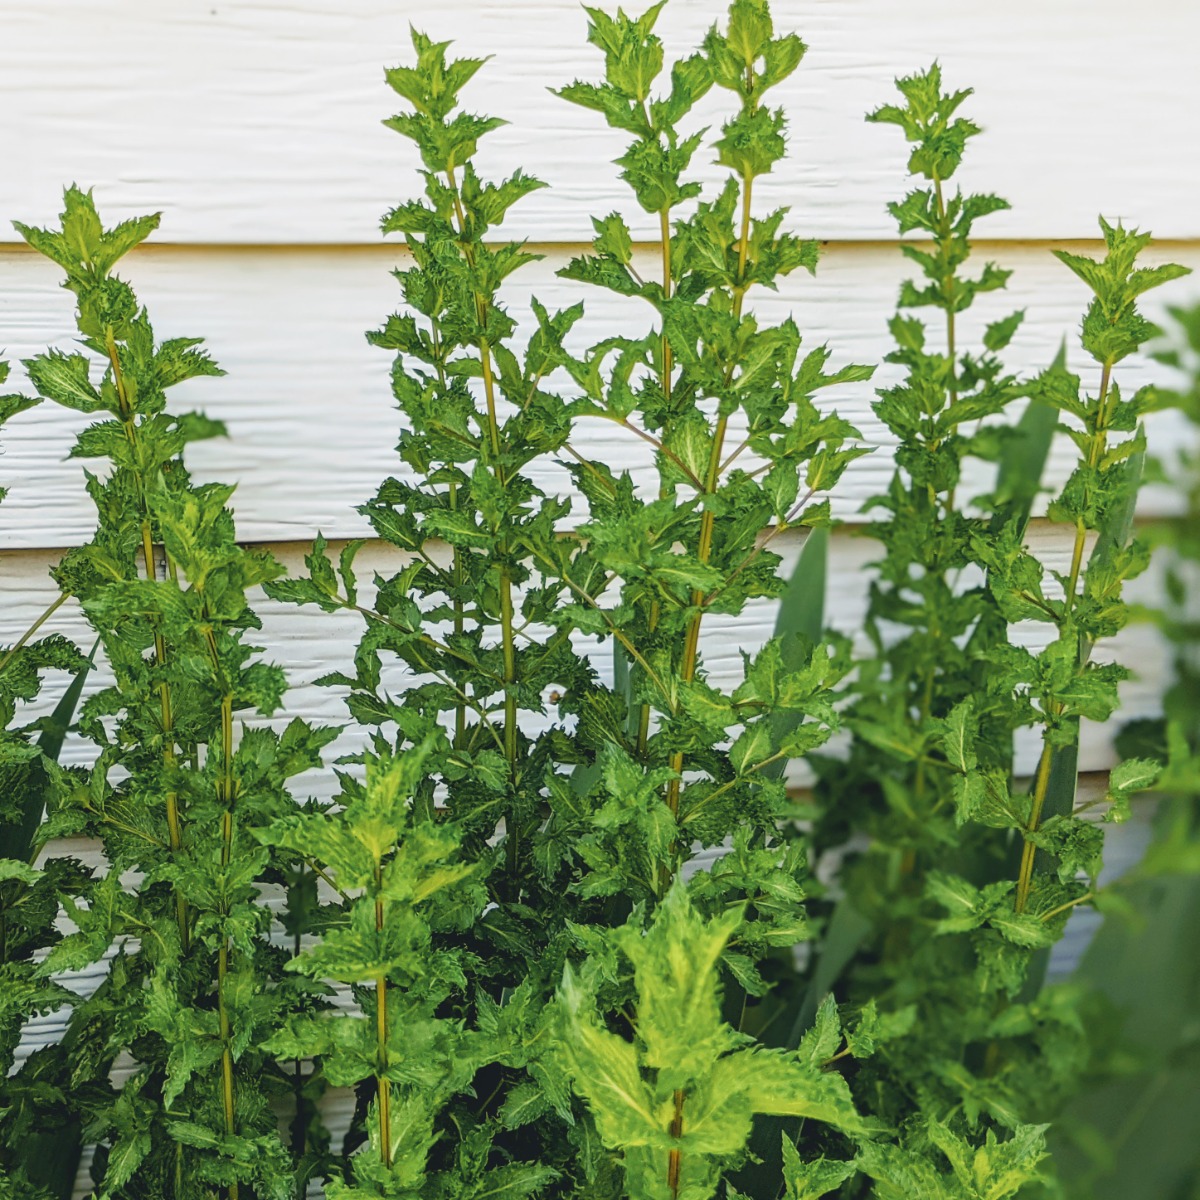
[613,638,641,742]
[763,525,828,783]
[990,345,1061,537]
[731,525,859,1198]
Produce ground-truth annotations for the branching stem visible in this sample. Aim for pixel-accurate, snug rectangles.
[374,863,392,1169]
[1016,356,1114,914]
[0,592,67,675]
[663,159,755,835]
[446,164,522,884]
[107,331,189,949]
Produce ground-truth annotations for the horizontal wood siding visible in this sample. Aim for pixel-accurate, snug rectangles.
[1,1,1197,243]
[1,242,1196,548]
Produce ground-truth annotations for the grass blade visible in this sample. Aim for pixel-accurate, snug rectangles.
[990,343,1061,536]
[763,525,828,783]
[612,638,639,741]
[774,523,828,645]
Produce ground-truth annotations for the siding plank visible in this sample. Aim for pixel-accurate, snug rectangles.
[2,242,1196,549]
[1,1,1197,243]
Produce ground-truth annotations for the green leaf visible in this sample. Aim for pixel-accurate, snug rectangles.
[780,1137,857,1200]
[24,352,105,413]
[0,638,95,864]
[554,963,662,1147]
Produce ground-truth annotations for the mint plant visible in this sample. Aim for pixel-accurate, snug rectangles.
[1049,301,1200,1200]
[14,189,336,1200]
[0,372,95,1200]
[999,221,1190,895]
[0,4,1194,1199]
[550,0,870,904]
[803,59,1045,1127]
[270,4,873,1195]
[805,67,1191,1196]
[259,737,497,1200]
[265,26,600,1191]
[549,884,865,1200]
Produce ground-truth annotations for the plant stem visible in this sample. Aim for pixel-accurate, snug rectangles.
[1015,743,1053,913]
[1039,890,1095,923]
[1015,357,1114,914]
[659,207,674,407]
[667,1089,685,1200]
[534,552,674,712]
[635,206,676,760]
[679,749,788,824]
[445,164,522,885]
[933,176,958,411]
[205,621,239,1199]
[373,862,391,1169]
[910,171,954,812]
[661,162,755,836]
[348,605,504,685]
[701,487,817,612]
[431,318,469,749]
[0,592,67,676]
[107,331,189,950]
[601,415,704,490]
[932,172,962,522]
[290,920,307,1166]
[217,942,238,1198]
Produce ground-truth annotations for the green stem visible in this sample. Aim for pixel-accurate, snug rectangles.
[933,176,958,411]
[0,592,67,676]
[601,414,704,490]
[107,330,189,950]
[1015,744,1053,913]
[679,749,788,825]
[659,206,674,407]
[1015,357,1114,914]
[374,865,391,1169]
[635,205,676,761]
[203,621,239,1196]
[1039,890,1095,923]
[661,162,755,843]
[431,318,468,749]
[907,173,955,839]
[667,1089,685,1200]
[445,165,521,883]
[217,942,238,1200]
[534,555,673,710]
[290,919,307,1166]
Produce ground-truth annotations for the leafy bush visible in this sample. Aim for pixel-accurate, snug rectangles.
[0,2,1194,1198]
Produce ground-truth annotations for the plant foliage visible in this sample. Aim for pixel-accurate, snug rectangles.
[0,4,1194,1200]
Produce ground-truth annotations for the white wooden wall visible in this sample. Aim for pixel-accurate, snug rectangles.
[1,2,1198,1193]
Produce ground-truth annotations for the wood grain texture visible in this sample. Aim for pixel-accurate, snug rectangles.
[2,241,1196,549]
[1,1,1197,244]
